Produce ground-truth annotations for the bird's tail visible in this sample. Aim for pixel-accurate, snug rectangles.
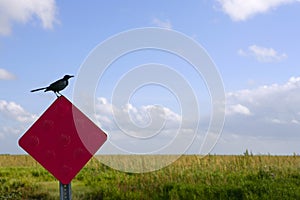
[30,87,47,92]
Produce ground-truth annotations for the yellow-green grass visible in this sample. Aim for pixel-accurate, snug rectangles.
[0,154,299,199]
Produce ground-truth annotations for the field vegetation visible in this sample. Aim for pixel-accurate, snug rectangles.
[0,154,299,199]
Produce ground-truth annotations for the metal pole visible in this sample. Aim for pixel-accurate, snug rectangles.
[60,182,72,200]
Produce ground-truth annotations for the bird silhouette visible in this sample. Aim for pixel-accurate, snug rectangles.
[31,75,74,97]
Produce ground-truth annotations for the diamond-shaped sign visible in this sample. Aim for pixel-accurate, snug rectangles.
[19,96,107,184]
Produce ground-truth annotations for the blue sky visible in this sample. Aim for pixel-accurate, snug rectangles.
[0,0,300,155]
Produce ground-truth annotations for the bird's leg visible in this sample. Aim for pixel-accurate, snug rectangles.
[57,91,62,97]
[54,92,59,98]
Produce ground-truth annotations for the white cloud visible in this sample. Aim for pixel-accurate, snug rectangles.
[226,104,252,116]
[0,0,58,36]
[217,0,299,21]
[0,99,37,153]
[228,77,300,104]
[237,49,247,56]
[238,45,287,62]
[0,100,37,124]
[152,17,172,29]
[94,97,181,132]
[0,68,16,80]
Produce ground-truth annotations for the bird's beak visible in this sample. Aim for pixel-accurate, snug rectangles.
[70,75,74,78]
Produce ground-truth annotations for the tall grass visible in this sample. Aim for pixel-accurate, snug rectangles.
[0,154,299,199]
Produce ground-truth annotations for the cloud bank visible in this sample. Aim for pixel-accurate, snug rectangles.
[221,77,300,154]
[93,76,300,154]
[1,77,299,154]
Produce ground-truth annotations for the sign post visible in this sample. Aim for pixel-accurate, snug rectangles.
[19,96,107,199]
[60,182,72,200]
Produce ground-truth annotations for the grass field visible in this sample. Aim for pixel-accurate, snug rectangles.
[0,154,299,199]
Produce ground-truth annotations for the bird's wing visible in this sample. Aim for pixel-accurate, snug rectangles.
[48,79,67,91]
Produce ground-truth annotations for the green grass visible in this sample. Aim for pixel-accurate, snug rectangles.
[0,154,299,199]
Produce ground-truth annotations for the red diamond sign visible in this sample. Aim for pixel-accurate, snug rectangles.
[19,96,107,184]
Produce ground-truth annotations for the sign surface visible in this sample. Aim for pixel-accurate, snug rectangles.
[19,96,107,184]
